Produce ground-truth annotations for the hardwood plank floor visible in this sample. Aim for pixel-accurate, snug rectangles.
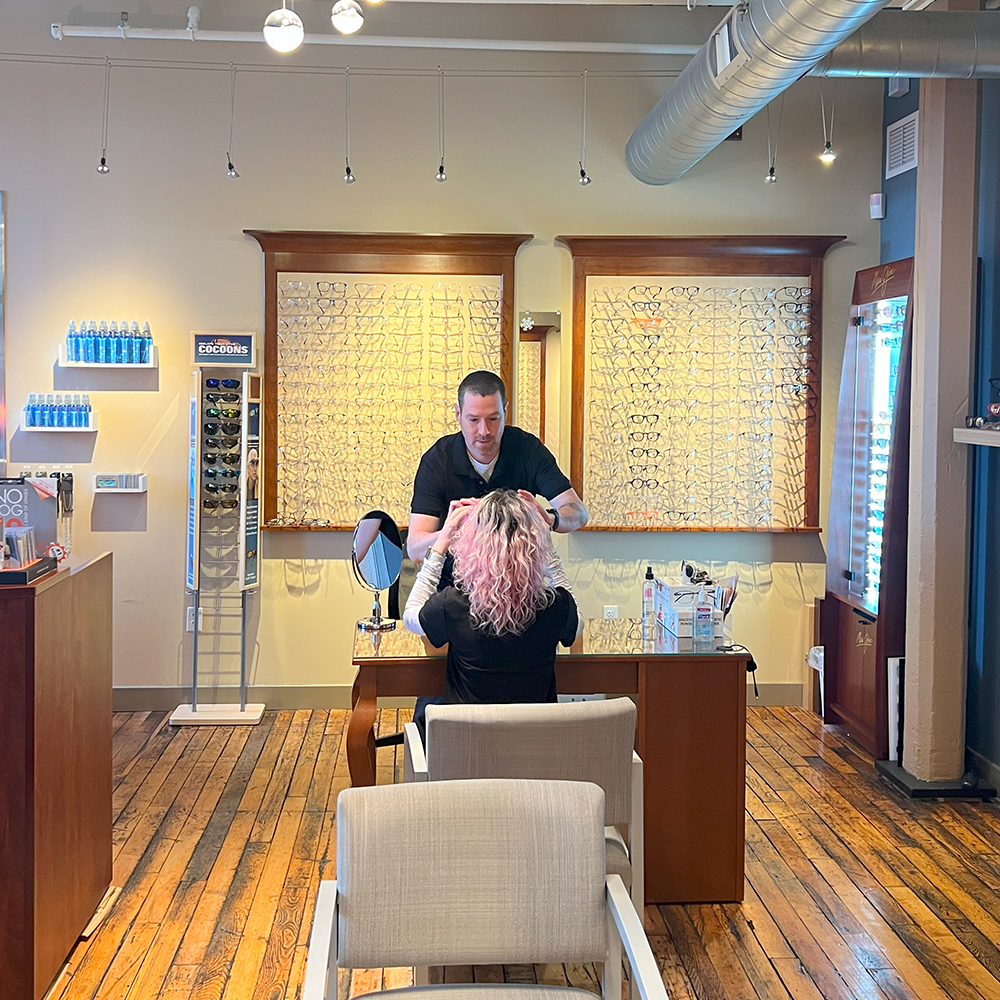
[50,707,1000,1000]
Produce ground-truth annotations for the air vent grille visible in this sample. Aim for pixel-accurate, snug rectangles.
[885,110,918,179]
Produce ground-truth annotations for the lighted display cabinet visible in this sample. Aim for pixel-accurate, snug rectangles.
[820,258,914,760]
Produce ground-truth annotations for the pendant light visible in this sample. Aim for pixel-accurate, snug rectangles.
[435,67,447,182]
[764,95,784,184]
[263,1,304,53]
[578,70,592,185]
[344,67,356,183]
[331,0,364,35]
[96,57,112,174]
[226,64,240,178]
[819,83,837,164]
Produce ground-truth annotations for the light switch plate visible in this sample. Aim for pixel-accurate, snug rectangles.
[603,605,619,619]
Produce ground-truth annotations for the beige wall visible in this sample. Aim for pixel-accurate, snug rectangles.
[0,1,883,699]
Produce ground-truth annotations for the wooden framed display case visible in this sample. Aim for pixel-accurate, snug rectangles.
[558,235,844,531]
[820,258,914,760]
[245,231,530,529]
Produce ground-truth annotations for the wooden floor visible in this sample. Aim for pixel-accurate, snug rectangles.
[47,706,1000,1000]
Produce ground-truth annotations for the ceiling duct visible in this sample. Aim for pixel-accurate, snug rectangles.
[809,11,1000,77]
[625,0,892,185]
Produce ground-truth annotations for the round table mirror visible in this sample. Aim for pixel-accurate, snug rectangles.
[352,510,403,631]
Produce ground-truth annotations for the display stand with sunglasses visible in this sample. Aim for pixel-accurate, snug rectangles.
[172,360,264,726]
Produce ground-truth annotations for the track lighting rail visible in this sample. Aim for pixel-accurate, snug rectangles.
[50,22,700,55]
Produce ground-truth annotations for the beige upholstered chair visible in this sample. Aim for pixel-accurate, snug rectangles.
[302,778,668,1000]
[403,698,644,915]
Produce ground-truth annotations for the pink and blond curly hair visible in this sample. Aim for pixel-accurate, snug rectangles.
[450,489,556,636]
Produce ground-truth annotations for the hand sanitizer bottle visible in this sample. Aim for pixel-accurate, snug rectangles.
[693,603,714,650]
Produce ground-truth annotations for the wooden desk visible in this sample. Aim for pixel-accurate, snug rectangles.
[0,553,113,1000]
[351,619,748,904]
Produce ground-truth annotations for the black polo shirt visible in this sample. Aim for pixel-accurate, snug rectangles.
[410,425,573,522]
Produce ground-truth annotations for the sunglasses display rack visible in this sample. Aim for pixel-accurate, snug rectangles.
[174,368,263,727]
[272,273,505,529]
[580,277,818,531]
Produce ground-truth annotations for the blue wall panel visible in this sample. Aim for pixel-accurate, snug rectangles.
[967,79,1000,776]
[880,81,919,264]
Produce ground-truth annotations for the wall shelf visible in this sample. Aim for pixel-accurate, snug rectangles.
[954,427,1000,447]
[94,474,148,493]
[58,344,158,369]
[20,413,98,432]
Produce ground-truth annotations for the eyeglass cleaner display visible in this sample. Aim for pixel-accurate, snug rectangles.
[22,393,93,428]
[65,319,153,364]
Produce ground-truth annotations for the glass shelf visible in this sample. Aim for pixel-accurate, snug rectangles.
[58,344,158,369]
[20,413,98,432]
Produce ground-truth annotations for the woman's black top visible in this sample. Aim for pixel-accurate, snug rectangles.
[418,586,579,705]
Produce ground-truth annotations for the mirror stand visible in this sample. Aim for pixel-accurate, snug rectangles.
[357,591,396,632]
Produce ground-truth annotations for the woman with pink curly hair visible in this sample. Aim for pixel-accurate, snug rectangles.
[404,489,582,733]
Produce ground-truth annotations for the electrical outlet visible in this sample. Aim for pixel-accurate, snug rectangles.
[603,605,619,619]
[185,607,204,632]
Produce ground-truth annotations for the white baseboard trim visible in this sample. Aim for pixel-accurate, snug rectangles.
[114,682,803,712]
[968,746,1000,790]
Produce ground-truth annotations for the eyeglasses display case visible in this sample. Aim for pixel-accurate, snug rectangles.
[819,258,913,760]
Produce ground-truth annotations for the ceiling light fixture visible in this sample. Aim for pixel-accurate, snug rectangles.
[226,63,240,178]
[578,70,592,185]
[344,66,356,183]
[764,94,784,184]
[97,57,112,174]
[331,0,364,35]
[819,83,837,164]
[263,1,304,53]
[435,66,447,182]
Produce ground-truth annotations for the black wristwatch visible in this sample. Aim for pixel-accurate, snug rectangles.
[546,507,560,531]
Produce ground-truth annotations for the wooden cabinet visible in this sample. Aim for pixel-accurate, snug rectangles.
[0,553,113,1000]
[821,261,913,759]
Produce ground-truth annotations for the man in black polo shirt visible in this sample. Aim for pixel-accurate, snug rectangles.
[407,370,589,566]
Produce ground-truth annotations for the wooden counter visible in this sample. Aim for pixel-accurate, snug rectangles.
[0,553,113,1000]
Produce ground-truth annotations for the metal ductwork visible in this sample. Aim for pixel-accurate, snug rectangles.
[809,11,1000,77]
[625,0,893,185]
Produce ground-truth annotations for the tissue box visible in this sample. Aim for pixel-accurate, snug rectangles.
[658,602,725,638]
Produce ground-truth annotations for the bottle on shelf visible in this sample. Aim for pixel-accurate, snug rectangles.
[24,393,37,427]
[42,393,55,427]
[81,393,92,428]
[122,319,135,363]
[109,321,120,364]
[96,320,109,363]
[85,320,98,363]
[141,321,152,364]
[66,320,79,362]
